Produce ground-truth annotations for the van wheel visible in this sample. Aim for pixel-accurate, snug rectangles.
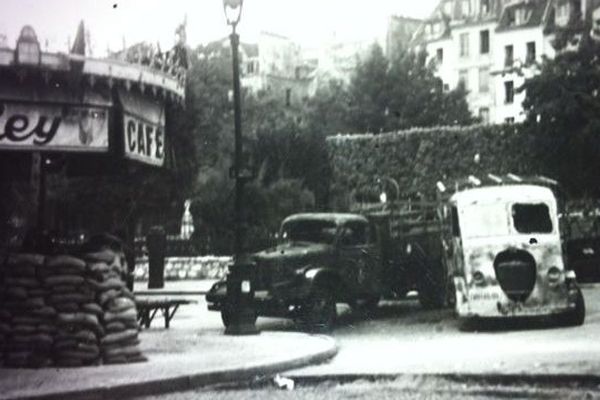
[559,287,585,327]
[298,285,336,333]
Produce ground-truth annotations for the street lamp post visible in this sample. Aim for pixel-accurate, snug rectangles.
[222,0,258,335]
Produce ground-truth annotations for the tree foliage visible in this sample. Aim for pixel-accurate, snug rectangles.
[521,39,600,196]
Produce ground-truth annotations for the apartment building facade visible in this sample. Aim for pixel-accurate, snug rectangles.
[412,0,589,124]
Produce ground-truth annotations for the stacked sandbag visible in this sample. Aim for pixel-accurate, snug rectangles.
[84,249,145,364]
[0,242,146,369]
[43,255,102,367]
[1,254,54,368]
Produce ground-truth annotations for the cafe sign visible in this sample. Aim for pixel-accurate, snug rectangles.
[0,102,109,151]
[119,89,165,167]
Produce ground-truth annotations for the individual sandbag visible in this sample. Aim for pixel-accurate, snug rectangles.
[5,287,27,300]
[32,306,57,319]
[5,264,36,278]
[25,297,45,309]
[57,312,100,328]
[46,255,86,271]
[4,277,39,288]
[12,316,43,326]
[103,355,127,364]
[5,351,31,367]
[12,324,37,335]
[55,357,84,367]
[83,250,115,264]
[0,322,10,334]
[100,329,138,346]
[48,285,77,294]
[97,288,121,305]
[6,254,44,267]
[103,308,137,325]
[106,297,136,313]
[44,275,85,287]
[54,303,80,313]
[81,303,103,317]
[88,262,110,274]
[119,287,136,300]
[27,288,49,298]
[56,329,97,344]
[49,292,94,305]
[37,324,58,335]
[95,278,124,292]
[11,333,53,349]
[126,354,148,363]
[102,344,142,358]
[105,321,126,333]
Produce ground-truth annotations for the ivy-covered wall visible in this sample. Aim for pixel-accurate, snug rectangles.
[327,124,547,209]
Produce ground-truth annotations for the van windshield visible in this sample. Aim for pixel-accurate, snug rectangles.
[512,203,553,233]
[459,203,510,238]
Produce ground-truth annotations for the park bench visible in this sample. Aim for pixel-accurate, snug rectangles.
[135,298,195,329]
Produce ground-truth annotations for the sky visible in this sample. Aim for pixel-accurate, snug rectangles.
[0,0,438,55]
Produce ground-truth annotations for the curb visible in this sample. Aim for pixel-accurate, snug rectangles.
[280,372,600,397]
[5,336,338,400]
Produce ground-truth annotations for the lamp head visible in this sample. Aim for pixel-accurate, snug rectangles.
[223,0,243,27]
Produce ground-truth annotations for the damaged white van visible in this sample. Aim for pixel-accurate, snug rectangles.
[444,176,585,326]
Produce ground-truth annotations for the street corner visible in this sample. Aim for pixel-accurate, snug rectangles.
[0,331,338,400]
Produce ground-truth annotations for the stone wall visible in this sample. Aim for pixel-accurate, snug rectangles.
[0,249,144,368]
[133,256,231,281]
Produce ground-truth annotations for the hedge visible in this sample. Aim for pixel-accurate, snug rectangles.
[327,124,548,208]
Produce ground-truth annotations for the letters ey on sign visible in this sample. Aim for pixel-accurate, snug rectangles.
[120,89,166,167]
[0,102,109,151]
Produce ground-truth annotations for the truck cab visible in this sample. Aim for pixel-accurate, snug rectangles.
[441,179,585,325]
[206,213,385,331]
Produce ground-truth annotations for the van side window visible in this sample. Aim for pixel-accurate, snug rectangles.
[451,206,461,237]
[512,203,553,233]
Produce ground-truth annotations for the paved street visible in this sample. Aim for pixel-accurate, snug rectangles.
[132,282,600,399]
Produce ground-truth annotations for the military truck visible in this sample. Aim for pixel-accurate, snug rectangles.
[206,211,447,332]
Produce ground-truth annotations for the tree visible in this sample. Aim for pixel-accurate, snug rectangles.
[521,39,600,197]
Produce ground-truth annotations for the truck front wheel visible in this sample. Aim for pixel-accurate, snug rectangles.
[297,285,336,332]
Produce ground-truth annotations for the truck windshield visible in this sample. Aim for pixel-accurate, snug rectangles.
[459,203,510,238]
[281,220,337,245]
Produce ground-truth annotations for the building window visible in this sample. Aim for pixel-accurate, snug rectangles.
[504,81,514,104]
[481,0,490,15]
[515,8,532,25]
[247,61,255,74]
[459,69,469,90]
[461,0,471,18]
[526,41,536,64]
[443,83,450,92]
[285,88,292,106]
[504,44,514,67]
[505,117,515,124]
[459,33,469,58]
[436,48,444,64]
[556,2,569,25]
[479,107,490,124]
[480,30,490,54]
[478,67,490,93]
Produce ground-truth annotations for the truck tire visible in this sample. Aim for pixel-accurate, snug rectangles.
[221,305,257,328]
[349,295,380,311]
[297,284,336,333]
[559,287,585,327]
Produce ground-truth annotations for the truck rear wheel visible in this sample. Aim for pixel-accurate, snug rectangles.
[297,285,336,333]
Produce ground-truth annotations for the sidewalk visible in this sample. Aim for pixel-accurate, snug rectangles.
[0,281,338,400]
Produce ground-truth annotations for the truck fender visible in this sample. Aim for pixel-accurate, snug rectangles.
[304,268,339,291]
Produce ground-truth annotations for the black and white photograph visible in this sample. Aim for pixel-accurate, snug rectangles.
[0,0,600,399]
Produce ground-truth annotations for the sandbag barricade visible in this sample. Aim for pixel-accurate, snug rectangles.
[0,248,146,368]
